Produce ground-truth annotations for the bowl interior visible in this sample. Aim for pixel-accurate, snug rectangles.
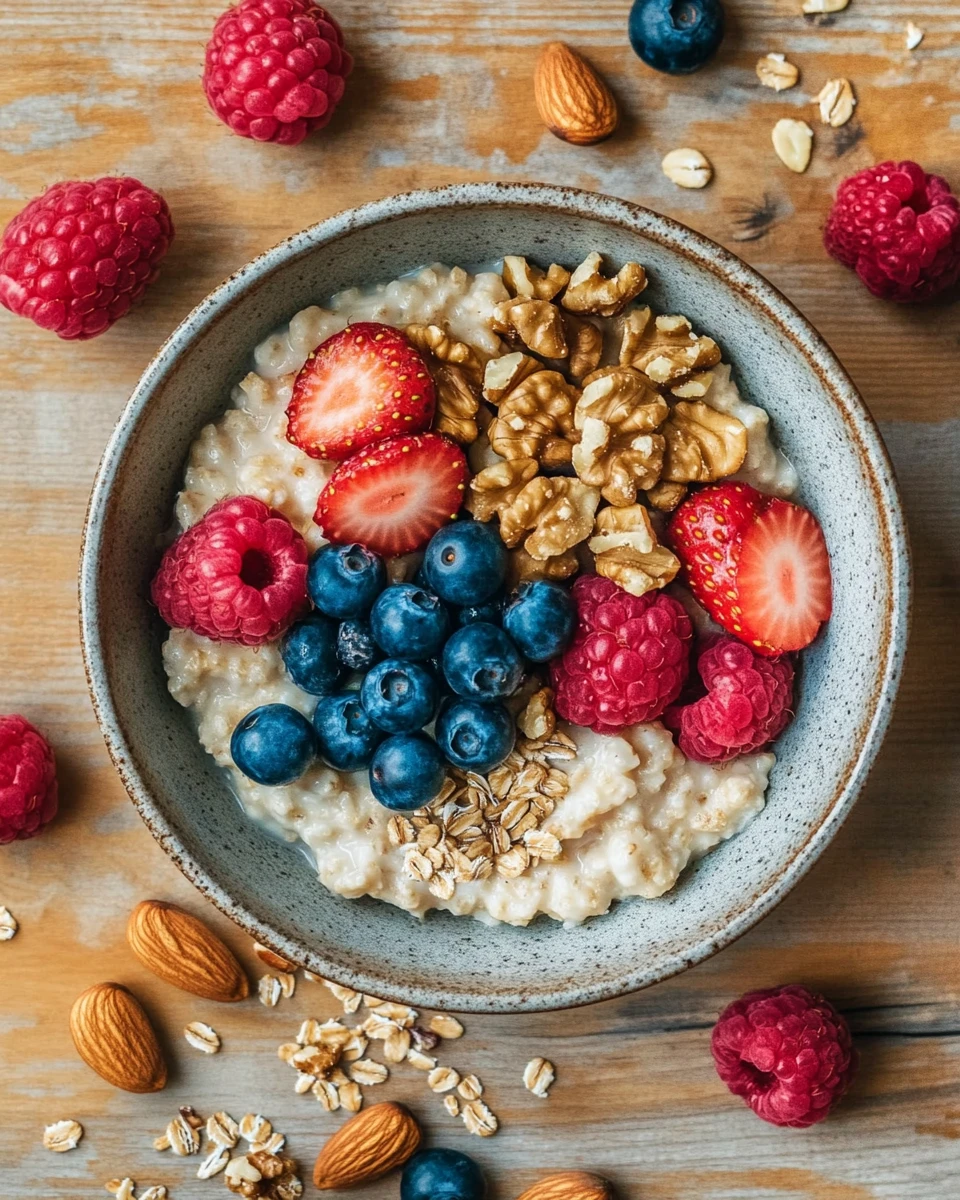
[81,186,908,1012]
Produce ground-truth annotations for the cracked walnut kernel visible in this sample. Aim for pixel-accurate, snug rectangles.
[619,307,721,384]
[561,251,647,317]
[404,323,483,385]
[563,313,604,380]
[492,296,568,359]
[488,371,579,469]
[501,256,571,301]
[466,457,540,523]
[588,504,680,597]
[498,475,600,562]
[519,687,557,740]
[482,351,543,404]
[431,363,481,445]
[646,480,688,512]
[506,545,579,586]
[661,400,747,483]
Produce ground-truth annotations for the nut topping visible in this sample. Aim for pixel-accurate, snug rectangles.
[502,256,571,301]
[646,480,688,512]
[563,314,604,380]
[619,308,721,385]
[404,323,483,386]
[483,351,544,404]
[492,297,569,359]
[588,504,680,597]
[497,475,600,562]
[466,458,540,523]
[488,372,579,468]
[506,545,579,586]
[561,251,647,317]
[661,400,748,483]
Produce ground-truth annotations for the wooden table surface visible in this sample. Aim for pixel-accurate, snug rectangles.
[2,1,959,1196]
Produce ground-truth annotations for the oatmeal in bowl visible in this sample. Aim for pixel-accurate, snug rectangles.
[153,251,830,928]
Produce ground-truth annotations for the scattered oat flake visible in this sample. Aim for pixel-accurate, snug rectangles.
[184,1020,220,1054]
[313,1079,340,1111]
[462,1099,499,1137]
[428,1066,461,1093]
[376,1002,417,1027]
[443,1094,460,1117]
[349,1058,389,1085]
[252,1132,286,1155]
[253,941,295,972]
[43,1119,83,1152]
[277,971,296,999]
[339,1081,364,1112]
[294,1071,316,1094]
[207,1112,239,1148]
[322,979,362,1013]
[661,147,713,189]
[295,1018,322,1045]
[428,1013,464,1039]
[905,21,923,50]
[302,969,324,982]
[0,906,17,941]
[363,994,386,1008]
[802,0,848,11]
[239,1113,272,1143]
[457,1074,483,1100]
[140,1189,167,1200]
[105,1180,136,1200]
[815,78,856,127]
[384,1025,412,1062]
[198,1143,231,1179]
[167,1114,200,1156]
[756,52,799,91]
[407,1048,437,1071]
[772,118,813,173]
[258,974,282,1007]
[523,1056,556,1098]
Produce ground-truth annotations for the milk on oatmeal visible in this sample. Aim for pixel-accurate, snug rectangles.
[163,263,792,927]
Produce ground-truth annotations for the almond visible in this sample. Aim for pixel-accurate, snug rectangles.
[313,1101,421,1190]
[534,42,618,146]
[69,982,167,1093]
[127,900,249,1002]
[515,1172,617,1200]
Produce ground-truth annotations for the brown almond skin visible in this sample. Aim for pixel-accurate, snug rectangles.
[70,982,167,1093]
[515,1172,617,1200]
[534,42,618,146]
[127,900,249,1002]
[313,1102,421,1190]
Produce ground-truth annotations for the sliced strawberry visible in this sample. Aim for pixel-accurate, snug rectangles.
[314,433,470,557]
[668,481,832,656]
[735,499,832,654]
[286,322,436,461]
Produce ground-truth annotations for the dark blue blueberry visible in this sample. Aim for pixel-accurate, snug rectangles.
[361,659,439,733]
[502,580,576,662]
[231,704,316,786]
[312,691,385,771]
[308,543,386,619]
[336,619,381,672]
[370,583,449,660]
[280,613,342,695]
[628,0,725,74]
[401,1148,486,1200]
[369,733,446,811]
[436,699,515,773]
[456,595,504,627]
[442,622,524,701]
[422,520,507,606]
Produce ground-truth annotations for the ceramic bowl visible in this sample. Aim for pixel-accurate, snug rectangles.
[79,184,910,1012]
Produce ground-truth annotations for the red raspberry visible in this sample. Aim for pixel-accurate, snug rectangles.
[550,575,692,735]
[824,160,960,302]
[0,177,173,340]
[663,635,794,763]
[712,984,857,1128]
[203,0,353,146]
[151,496,309,645]
[0,715,58,844]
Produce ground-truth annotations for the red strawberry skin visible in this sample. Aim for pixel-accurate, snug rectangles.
[287,322,436,461]
[314,433,469,557]
[669,482,832,657]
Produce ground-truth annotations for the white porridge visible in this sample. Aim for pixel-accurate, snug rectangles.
[162,263,795,927]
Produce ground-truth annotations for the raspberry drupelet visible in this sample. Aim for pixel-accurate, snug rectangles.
[203,0,353,146]
[0,177,173,339]
[0,715,59,844]
[151,496,309,646]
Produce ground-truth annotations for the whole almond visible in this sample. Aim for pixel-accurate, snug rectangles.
[127,900,249,1002]
[313,1102,421,1190]
[69,982,167,1093]
[534,42,618,146]
[515,1172,616,1200]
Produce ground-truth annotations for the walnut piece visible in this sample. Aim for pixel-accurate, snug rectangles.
[506,545,579,586]
[572,368,668,506]
[432,363,480,444]
[405,323,483,386]
[466,458,539,523]
[492,297,568,358]
[589,504,680,597]
[661,400,747,483]
[488,371,579,469]
[498,475,600,561]
[224,1151,301,1199]
[483,352,543,404]
[519,687,557,740]
[646,480,688,512]
[619,308,721,385]
[502,256,571,301]
[564,314,604,380]
[561,251,647,317]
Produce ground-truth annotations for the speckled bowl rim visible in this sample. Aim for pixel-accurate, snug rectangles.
[80,183,911,1012]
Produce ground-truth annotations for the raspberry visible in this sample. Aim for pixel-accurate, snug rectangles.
[712,984,857,1128]
[824,160,960,302]
[0,715,58,844]
[550,575,692,735]
[0,177,173,340]
[151,496,309,645]
[203,0,353,146]
[663,635,794,763]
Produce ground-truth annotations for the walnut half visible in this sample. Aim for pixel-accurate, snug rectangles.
[498,475,600,562]
[588,504,680,597]
[506,545,579,587]
[488,370,579,469]
[561,251,647,317]
[661,400,747,483]
[405,323,483,445]
[466,457,539,523]
[572,368,668,506]
[492,297,568,359]
[502,256,571,301]
[619,308,721,385]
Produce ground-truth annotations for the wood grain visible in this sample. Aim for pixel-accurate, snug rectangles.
[1,2,959,1197]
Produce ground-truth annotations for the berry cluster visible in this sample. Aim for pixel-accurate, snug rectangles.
[230,522,577,811]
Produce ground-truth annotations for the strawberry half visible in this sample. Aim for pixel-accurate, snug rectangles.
[314,433,470,557]
[669,481,832,656]
[286,322,436,461]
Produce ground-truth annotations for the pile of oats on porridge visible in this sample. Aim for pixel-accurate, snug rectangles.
[162,259,798,927]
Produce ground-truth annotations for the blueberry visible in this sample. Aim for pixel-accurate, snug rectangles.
[628,0,725,74]
[361,659,439,733]
[502,580,576,662]
[313,691,385,771]
[308,543,386,618]
[436,699,515,773]
[422,520,507,606]
[369,733,446,811]
[280,614,342,695]
[371,583,449,660]
[231,704,317,786]
[401,1148,486,1200]
[336,619,381,672]
[457,595,504,627]
[442,622,524,701]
